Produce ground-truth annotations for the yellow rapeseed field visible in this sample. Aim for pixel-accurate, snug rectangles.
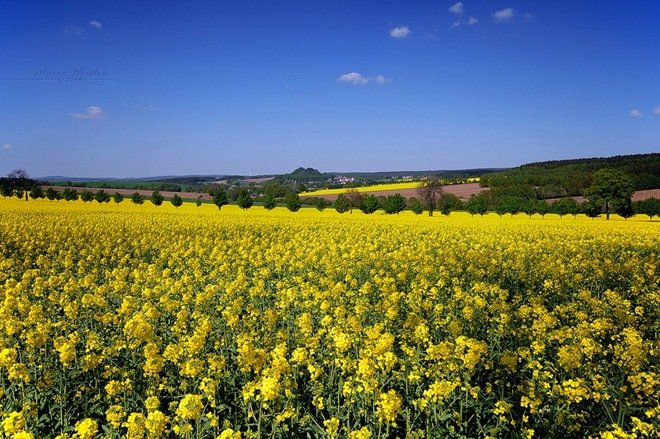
[300,182,420,196]
[300,178,481,197]
[0,197,658,438]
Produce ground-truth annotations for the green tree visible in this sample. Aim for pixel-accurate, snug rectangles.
[236,189,253,210]
[113,192,124,204]
[384,194,406,214]
[345,188,362,214]
[263,193,277,210]
[585,169,634,220]
[7,169,33,200]
[0,183,11,198]
[417,176,443,216]
[360,194,379,214]
[131,192,144,205]
[408,197,424,215]
[63,188,78,202]
[582,201,601,219]
[195,195,203,207]
[466,195,488,217]
[286,193,301,212]
[439,193,460,216]
[171,194,183,208]
[536,200,549,218]
[95,190,111,203]
[334,193,349,213]
[315,198,329,212]
[552,198,579,219]
[615,199,634,220]
[635,198,660,221]
[29,185,44,199]
[81,190,94,203]
[523,199,538,218]
[212,188,228,210]
[46,188,59,201]
[495,198,508,218]
[151,191,164,206]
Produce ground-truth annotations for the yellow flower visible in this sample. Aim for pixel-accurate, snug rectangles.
[558,344,582,371]
[259,376,279,402]
[423,380,459,404]
[176,394,203,420]
[217,428,242,439]
[493,400,512,421]
[74,418,98,439]
[124,412,146,439]
[376,390,403,426]
[0,348,17,368]
[3,412,26,436]
[348,426,372,439]
[105,405,125,429]
[324,417,340,438]
[146,410,169,436]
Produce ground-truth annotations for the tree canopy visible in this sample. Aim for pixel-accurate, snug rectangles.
[417,177,443,216]
[585,169,634,220]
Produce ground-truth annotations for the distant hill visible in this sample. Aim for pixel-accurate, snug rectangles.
[481,153,660,198]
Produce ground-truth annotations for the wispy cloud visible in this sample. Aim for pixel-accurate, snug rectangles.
[654,106,660,115]
[629,109,642,118]
[63,25,85,36]
[493,8,515,22]
[136,104,158,112]
[468,16,479,25]
[89,20,103,29]
[450,20,461,29]
[338,73,390,86]
[3,143,12,150]
[449,2,464,16]
[374,75,391,84]
[523,12,535,21]
[72,106,105,120]
[389,26,411,38]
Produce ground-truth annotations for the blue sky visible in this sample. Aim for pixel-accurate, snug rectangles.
[1,1,659,177]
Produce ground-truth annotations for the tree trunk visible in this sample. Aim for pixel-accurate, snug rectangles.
[605,201,610,220]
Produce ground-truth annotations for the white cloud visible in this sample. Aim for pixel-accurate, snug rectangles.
[338,72,369,85]
[338,73,390,85]
[654,106,660,115]
[89,20,103,29]
[629,109,642,118]
[468,16,479,25]
[449,2,464,16]
[523,12,535,21]
[72,106,105,120]
[374,75,391,84]
[389,26,411,38]
[493,8,515,22]
[3,143,12,149]
[450,20,461,29]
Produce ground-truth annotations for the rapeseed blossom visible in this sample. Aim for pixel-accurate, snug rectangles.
[0,197,657,437]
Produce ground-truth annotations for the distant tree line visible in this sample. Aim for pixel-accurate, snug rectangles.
[481,153,660,198]
[6,169,659,220]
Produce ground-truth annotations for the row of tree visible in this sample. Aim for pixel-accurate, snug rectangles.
[1,186,192,208]
[4,182,659,220]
